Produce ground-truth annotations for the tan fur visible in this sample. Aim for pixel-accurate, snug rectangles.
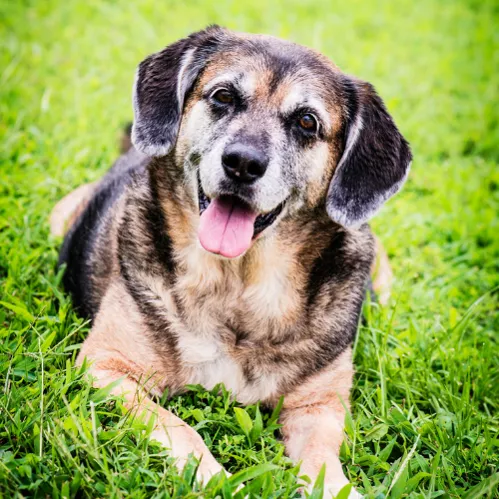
[53,174,377,496]
[77,282,170,391]
[49,182,97,237]
[157,186,369,349]
[77,276,358,490]
[372,236,393,305]
[85,366,223,480]
[281,348,357,496]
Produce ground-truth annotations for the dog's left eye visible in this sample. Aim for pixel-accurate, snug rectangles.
[298,113,318,132]
[211,89,234,105]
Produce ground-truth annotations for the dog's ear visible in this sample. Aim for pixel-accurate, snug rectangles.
[132,26,226,157]
[326,78,412,227]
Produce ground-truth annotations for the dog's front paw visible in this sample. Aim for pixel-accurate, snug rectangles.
[195,458,229,484]
[301,479,362,499]
[175,452,229,485]
[324,482,363,498]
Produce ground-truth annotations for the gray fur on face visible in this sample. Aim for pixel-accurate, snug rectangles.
[182,98,294,214]
[132,27,412,226]
[176,62,335,216]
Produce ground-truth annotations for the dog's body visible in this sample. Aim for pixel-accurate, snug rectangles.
[52,27,410,497]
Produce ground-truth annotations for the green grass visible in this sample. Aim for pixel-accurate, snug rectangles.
[1,0,498,497]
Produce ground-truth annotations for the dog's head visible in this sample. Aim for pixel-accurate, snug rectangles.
[132,26,411,258]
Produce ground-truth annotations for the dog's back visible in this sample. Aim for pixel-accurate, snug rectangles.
[55,133,149,317]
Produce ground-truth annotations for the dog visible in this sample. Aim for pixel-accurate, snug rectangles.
[50,26,411,497]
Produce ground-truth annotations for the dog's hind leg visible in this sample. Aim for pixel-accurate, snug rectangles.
[370,236,393,306]
[49,182,98,237]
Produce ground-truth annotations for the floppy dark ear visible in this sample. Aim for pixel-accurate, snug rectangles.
[326,79,412,227]
[132,26,226,157]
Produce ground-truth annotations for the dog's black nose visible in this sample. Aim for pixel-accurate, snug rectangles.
[222,143,268,184]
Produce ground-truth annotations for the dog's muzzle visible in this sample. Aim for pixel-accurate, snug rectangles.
[197,175,284,259]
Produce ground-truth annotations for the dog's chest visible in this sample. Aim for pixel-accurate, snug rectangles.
[175,326,280,405]
[168,249,298,403]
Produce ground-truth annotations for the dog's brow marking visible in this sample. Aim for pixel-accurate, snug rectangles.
[238,72,256,97]
[280,85,330,128]
[280,84,302,113]
[203,72,241,93]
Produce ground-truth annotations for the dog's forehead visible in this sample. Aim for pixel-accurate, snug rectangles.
[198,35,344,117]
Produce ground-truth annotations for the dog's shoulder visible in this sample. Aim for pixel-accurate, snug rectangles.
[59,148,150,317]
[306,223,375,304]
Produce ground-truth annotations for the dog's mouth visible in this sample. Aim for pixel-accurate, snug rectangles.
[197,181,284,258]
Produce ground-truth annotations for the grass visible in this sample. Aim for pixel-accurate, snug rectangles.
[0,0,498,497]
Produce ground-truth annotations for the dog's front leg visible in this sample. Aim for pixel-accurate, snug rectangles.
[81,364,225,482]
[76,284,226,484]
[280,348,361,498]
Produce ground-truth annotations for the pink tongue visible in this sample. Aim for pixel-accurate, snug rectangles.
[198,197,257,258]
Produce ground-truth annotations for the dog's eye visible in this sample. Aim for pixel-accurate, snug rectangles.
[212,89,234,105]
[298,114,318,132]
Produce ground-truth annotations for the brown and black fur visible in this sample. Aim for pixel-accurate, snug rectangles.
[53,26,411,497]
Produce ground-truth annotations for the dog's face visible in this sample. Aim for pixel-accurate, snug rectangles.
[178,46,345,238]
[132,27,411,258]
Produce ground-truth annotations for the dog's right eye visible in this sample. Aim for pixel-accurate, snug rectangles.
[211,89,234,105]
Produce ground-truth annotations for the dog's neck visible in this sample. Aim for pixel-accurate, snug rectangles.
[148,157,337,286]
[143,157,353,336]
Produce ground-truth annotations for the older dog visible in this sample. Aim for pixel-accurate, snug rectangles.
[51,26,411,497]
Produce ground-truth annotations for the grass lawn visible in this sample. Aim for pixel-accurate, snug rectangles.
[1,0,498,497]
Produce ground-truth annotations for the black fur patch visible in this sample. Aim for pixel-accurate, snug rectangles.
[326,78,412,227]
[133,26,227,156]
[306,229,352,307]
[59,186,113,318]
[59,153,147,318]
[116,169,180,365]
